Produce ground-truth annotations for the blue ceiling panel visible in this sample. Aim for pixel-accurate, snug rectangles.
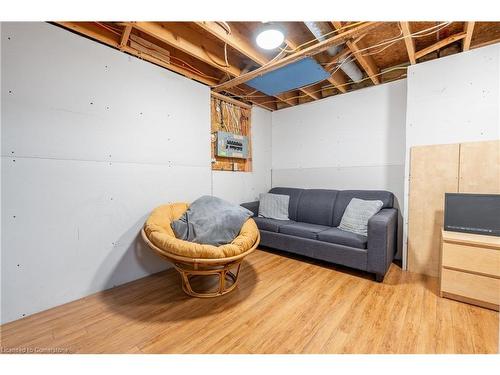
[246,57,330,96]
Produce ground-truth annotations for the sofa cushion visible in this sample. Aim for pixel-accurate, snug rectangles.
[338,198,383,236]
[269,187,304,221]
[253,217,296,233]
[279,222,330,240]
[258,193,290,220]
[296,189,338,226]
[317,227,368,249]
[333,190,394,226]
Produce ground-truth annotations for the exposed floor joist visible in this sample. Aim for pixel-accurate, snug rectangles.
[331,22,380,85]
[132,22,240,77]
[119,24,132,49]
[57,22,217,86]
[132,22,295,108]
[415,31,467,59]
[55,21,500,110]
[400,22,416,64]
[213,22,381,92]
[299,25,348,94]
[463,22,475,51]
[191,22,299,107]
[57,22,278,111]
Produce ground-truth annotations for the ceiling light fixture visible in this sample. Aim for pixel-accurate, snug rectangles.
[256,24,285,50]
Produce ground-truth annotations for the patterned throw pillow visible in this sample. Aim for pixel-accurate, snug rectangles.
[338,198,384,236]
[258,193,290,220]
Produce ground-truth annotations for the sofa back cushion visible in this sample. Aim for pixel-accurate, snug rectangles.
[269,187,304,221]
[258,193,290,220]
[296,189,338,226]
[332,190,394,227]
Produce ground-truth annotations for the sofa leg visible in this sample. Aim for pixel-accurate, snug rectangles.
[374,273,384,282]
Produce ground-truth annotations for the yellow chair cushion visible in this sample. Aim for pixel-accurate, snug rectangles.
[144,203,259,259]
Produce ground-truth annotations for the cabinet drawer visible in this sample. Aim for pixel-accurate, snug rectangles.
[441,268,500,306]
[442,242,500,277]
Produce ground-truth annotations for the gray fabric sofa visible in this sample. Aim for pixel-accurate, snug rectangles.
[241,187,398,282]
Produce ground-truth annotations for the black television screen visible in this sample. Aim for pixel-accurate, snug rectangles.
[444,193,500,236]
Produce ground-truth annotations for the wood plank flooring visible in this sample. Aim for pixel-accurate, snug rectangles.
[1,249,498,354]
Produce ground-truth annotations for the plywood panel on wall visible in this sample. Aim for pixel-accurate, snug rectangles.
[408,144,460,276]
[459,140,500,193]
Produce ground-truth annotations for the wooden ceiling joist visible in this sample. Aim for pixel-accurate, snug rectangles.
[400,22,416,64]
[323,45,351,71]
[196,22,318,103]
[58,22,216,86]
[133,22,296,108]
[471,36,500,50]
[55,21,500,111]
[57,22,279,110]
[327,74,347,93]
[195,22,268,66]
[132,22,240,77]
[129,34,171,62]
[213,22,381,92]
[119,24,132,49]
[298,25,348,94]
[414,31,468,59]
[463,22,476,51]
[298,86,321,100]
[331,22,380,85]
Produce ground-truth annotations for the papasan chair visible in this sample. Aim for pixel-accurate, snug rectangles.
[141,203,260,298]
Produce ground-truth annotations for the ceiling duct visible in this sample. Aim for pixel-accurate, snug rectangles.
[304,21,364,83]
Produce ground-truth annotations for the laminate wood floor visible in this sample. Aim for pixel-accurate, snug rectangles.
[1,249,498,354]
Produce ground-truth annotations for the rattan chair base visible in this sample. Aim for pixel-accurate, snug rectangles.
[141,228,259,298]
[174,261,242,298]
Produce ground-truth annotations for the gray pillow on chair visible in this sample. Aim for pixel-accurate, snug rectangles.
[258,193,290,220]
[338,198,383,236]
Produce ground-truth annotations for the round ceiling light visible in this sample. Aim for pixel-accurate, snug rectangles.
[256,26,285,50]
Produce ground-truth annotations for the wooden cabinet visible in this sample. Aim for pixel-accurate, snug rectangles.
[408,140,500,277]
[440,230,500,310]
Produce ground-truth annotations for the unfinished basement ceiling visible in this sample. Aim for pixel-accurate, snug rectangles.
[55,21,500,111]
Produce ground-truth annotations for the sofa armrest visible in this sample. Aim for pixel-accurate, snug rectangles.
[367,208,398,280]
[241,201,259,217]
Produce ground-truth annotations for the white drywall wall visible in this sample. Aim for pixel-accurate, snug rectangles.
[212,107,272,204]
[1,22,213,324]
[403,43,500,268]
[271,79,407,209]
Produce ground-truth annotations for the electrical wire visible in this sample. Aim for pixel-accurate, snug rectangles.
[277,21,365,54]
[97,21,454,107]
[92,22,223,82]
[255,66,409,105]
[222,21,454,104]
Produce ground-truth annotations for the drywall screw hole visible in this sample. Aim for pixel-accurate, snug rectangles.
[17,264,20,267]
[106,106,110,110]
[13,159,16,162]
[22,314,25,317]
[7,37,11,40]
[13,215,16,218]
[90,102,94,105]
